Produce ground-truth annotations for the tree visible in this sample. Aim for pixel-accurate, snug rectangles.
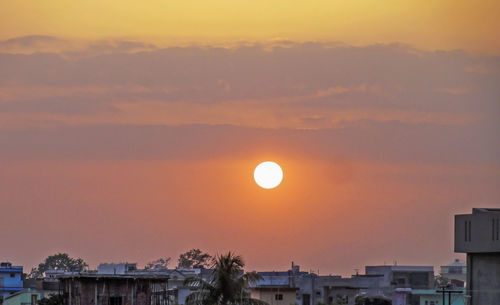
[145,257,171,270]
[178,249,213,269]
[184,252,267,305]
[29,253,88,278]
[330,297,347,305]
[38,294,63,305]
[435,275,451,288]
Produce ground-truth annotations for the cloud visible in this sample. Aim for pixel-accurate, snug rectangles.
[0,41,498,128]
[0,35,63,47]
[0,36,157,56]
[0,122,498,166]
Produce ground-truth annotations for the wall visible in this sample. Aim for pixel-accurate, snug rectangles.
[411,290,466,305]
[251,288,297,305]
[468,253,500,305]
[455,210,500,253]
[61,277,169,305]
[0,267,23,301]
[4,290,42,305]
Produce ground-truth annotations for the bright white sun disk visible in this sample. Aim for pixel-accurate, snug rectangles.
[254,161,283,189]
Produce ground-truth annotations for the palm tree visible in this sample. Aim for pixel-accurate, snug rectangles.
[185,252,268,305]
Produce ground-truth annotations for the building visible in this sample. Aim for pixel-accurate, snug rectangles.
[365,265,434,305]
[34,269,79,298]
[321,274,385,305]
[295,273,322,305]
[250,272,298,305]
[410,288,466,305]
[0,262,23,303]
[59,273,170,305]
[3,288,42,305]
[455,208,500,305]
[164,268,213,305]
[250,286,299,305]
[439,259,466,288]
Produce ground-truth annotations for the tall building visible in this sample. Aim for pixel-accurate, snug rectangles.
[0,262,23,303]
[455,208,500,305]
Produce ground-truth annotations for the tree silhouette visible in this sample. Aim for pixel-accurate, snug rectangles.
[178,249,213,268]
[29,253,87,278]
[185,252,267,305]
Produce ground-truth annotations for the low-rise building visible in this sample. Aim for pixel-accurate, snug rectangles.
[3,288,42,305]
[322,275,385,305]
[250,269,300,305]
[164,268,213,305]
[0,262,23,303]
[250,286,299,305]
[365,265,434,305]
[439,259,466,288]
[59,273,170,305]
[455,208,500,305]
[410,288,466,305]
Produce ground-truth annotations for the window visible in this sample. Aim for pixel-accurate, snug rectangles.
[468,220,472,241]
[10,273,16,278]
[316,291,321,296]
[410,272,429,286]
[495,218,500,241]
[465,220,468,241]
[110,296,123,305]
[425,301,428,305]
[449,267,462,274]
[303,294,310,305]
[493,219,496,241]
[275,294,283,301]
[430,302,435,305]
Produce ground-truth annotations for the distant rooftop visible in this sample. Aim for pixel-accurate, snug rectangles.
[366,265,433,272]
[0,262,23,271]
[441,259,465,267]
[58,273,170,280]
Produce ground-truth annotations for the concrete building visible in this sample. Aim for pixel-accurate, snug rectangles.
[250,264,328,305]
[98,263,138,275]
[295,273,322,305]
[321,275,384,305]
[250,286,299,305]
[455,208,500,305]
[250,272,298,305]
[3,288,42,305]
[439,259,466,288]
[59,273,170,305]
[164,268,213,305]
[410,289,466,305]
[0,262,23,303]
[365,265,434,305]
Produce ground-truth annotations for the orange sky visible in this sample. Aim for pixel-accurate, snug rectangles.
[0,0,499,275]
[1,0,500,53]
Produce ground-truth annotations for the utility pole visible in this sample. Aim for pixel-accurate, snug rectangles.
[436,288,463,305]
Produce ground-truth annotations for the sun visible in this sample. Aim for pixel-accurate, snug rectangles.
[254,161,283,189]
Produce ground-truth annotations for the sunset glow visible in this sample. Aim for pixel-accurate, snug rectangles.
[0,0,498,279]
